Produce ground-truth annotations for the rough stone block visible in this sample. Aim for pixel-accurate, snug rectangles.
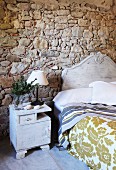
[0,106,9,137]
[59,52,68,58]
[68,20,78,24]
[13,19,20,28]
[78,19,89,26]
[39,39,48,50]
[44,29,55,36]
[72,26,84,37]
[51,39,58,47]
[71,44,83,53]
[10,62,29,74]
[25,21,32,27]
[35,20,45,29]
[0,76,13,88]
[19,38,31,47]
[0,49,3,55]
[6,55,20,62]
[33,37,40,49]
[17,3,31,11]
[21,16,32,21]
[11,47,25,55]
[110,30,116,39]
[71,11,83,18]
[44,14,54,19]
[55,16,67,24]
[2,94,12,106]
[5,0,16,4]
[33,11,41,19]
[0,93,3,100]
[5,29,18,33]
[91,19,100,26]
[0,23,12,30]
[98,27,109,38]
[62,28,71,37]
[105,20,113,27]
[56,10,70,16]
[112,4,116,15]
[83,30,93,38]
[0,8,5,19]
[7,4,18,12]
[1,61,10,67]
[41,51,59,57]
[96,15,102,20]
[55,23,66,30]
[31,3,43,9]
[5,88,11,94]
[101,19,106,26]
[1,38,18,47]
[0,67,8,75]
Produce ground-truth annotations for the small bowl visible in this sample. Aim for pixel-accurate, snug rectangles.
[24,105,33,110]
[34,105,41,110]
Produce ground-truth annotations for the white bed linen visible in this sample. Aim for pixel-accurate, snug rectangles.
[54,101,63,112]
[53,88,92,112]
[89,81,116,105]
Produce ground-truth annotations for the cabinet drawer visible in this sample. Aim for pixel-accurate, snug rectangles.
[17,121,51,150]
[19,114,35,125]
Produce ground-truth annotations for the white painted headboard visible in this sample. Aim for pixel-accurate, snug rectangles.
[62,52,116,90]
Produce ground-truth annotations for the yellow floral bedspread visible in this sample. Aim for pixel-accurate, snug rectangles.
[68,116,116,170]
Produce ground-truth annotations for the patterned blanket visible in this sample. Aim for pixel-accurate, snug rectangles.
[58,103,116,148]
[68,116,116,170]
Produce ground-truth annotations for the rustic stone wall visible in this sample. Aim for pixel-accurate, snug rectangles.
[0,0,116,137]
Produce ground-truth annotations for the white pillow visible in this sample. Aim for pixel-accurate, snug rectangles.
[89,81,116,87]
[89,81,116,105]
[53,88,92,108]
[89,81,105,87]
[111,82,116,84]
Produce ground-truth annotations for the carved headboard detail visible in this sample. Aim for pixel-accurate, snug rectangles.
[62,52,116,90]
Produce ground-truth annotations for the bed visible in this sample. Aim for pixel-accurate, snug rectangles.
[53,52,116,170]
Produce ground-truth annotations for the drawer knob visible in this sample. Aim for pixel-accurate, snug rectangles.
[26,118,32,121]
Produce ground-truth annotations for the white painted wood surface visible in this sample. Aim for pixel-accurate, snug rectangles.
[9,104,51,159]
[62,52,116,90]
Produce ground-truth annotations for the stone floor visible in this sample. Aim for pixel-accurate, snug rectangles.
[0,137,89,170]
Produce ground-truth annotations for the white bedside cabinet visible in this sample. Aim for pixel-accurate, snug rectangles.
[9,104,51,159]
